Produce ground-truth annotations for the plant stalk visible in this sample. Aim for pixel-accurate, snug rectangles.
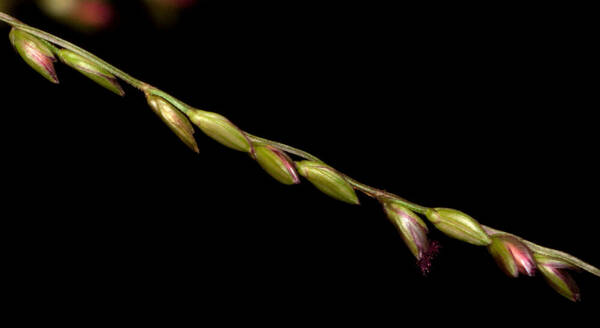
[2,11,598,279]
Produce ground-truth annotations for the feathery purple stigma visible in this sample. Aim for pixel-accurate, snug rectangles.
[417,240,441,275]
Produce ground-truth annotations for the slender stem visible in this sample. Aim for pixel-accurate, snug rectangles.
[247,134,325,163]
[146,88,193,114]
[345,177,429,214]
[2,11,598,279]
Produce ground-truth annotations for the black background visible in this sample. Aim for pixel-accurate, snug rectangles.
[2,1,598,323]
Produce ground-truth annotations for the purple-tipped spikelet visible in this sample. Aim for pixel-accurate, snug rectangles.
[534,254,581,302]
[383,202,440,274]
[56,49,124,96]
[146,94,199,153]
[9,28,59,83]
[488,235,536,277]
[384,202,429,258]
[254,145,300,185]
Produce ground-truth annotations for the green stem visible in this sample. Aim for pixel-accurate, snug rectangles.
[344,177,429,214]
[2,11,598,279]
[146,88,193,114]
[247,134,324,163]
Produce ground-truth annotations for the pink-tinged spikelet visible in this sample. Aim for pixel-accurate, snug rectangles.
[488,235,536,278]
[383,201,439,274]
[505,239,536,276]
[534,254,581,302]
[255,145,300,185]
[9,28,59,84]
